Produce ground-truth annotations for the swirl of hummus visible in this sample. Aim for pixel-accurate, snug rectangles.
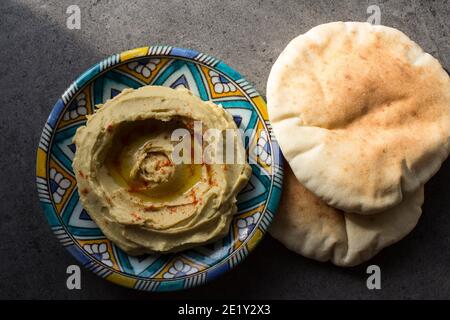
[73,86,251,254]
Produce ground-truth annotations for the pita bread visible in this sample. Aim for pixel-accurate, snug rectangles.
[267,22,450,214]
[269,165,424,267]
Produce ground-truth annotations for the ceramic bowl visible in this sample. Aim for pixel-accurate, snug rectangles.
[36,46,283,291]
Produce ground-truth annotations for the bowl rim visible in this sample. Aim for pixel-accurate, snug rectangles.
[35,45,284,292]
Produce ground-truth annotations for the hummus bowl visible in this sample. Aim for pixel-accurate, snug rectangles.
[36,46,283,291]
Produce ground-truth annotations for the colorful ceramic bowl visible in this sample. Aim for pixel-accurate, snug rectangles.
[36,46,283,291]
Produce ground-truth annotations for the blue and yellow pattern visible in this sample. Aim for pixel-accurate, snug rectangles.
[35,46,283,292]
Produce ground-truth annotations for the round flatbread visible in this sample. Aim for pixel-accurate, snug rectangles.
[269,164,424,267]
[267,22,450,214]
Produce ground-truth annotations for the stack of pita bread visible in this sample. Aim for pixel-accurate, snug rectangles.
[267,22,450,266]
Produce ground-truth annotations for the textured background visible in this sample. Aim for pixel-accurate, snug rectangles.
[0,0,449,299]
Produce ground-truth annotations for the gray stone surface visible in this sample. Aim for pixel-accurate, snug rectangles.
[0,0,449,299]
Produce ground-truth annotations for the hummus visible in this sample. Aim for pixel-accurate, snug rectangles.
[73,86,251,255]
